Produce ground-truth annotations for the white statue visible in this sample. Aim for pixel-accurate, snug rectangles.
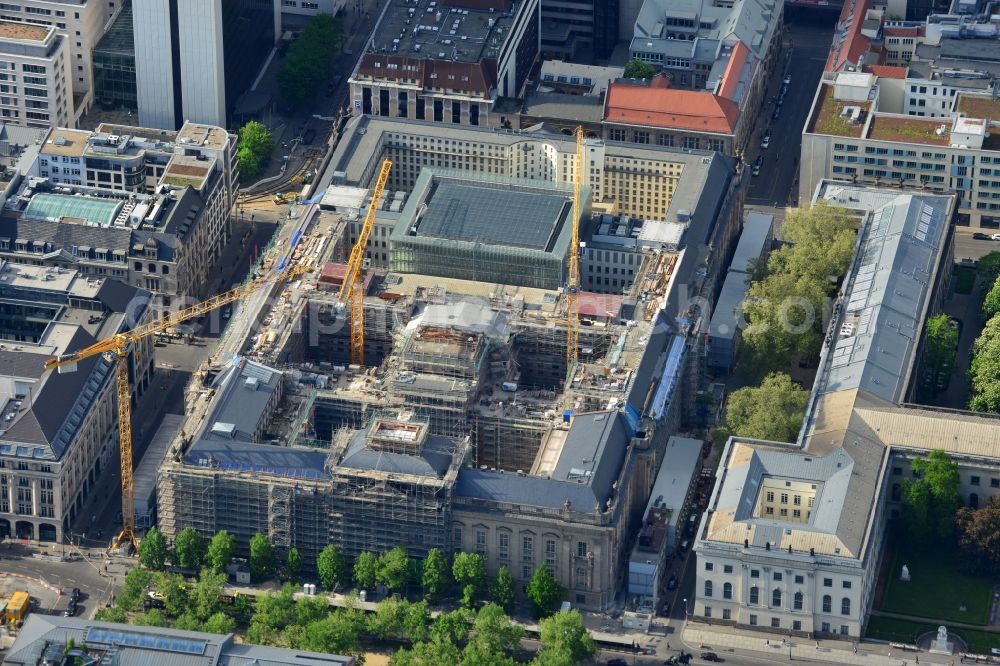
[930,625,954,655]
[900,564,910,582]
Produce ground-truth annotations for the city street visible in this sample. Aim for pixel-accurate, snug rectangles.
[746,9,837,207]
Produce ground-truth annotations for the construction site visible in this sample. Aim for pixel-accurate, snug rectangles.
[155,124,739,608]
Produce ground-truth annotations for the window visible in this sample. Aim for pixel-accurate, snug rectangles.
[780,493,788,504]
[771,617,781,628]
[723,582,732,599]
[475,530,487,556]
[842,581,852,589]
[992,478,999,488]
[793,620,802,631]
[794,575,804,584]
[749,614,758,626]
[773,572,782,581]
[704,606,712,618]
[893,466,902,475]
[772,589,781,607]
[705,562,714,571]
[750,569,759,579]
[794,591,803,610]
[821,622,831,633]
[971,475,980,486]
[841,625,850,636]
[793,495,801,506]
[823,578,832,588]
[704,580,713,597]
[723,609,732,620]
[577,541,587,558]
[841,598,851,615]
[766,491,774,502]
[749,586,759,604]
[822,595,832,613]
[724,565,733,574]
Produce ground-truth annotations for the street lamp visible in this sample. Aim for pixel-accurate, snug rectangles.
[683,597,690,620]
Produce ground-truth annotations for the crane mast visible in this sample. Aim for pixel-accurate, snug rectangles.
[44,263,308,552]
[338,159,392,367]
[566,126,584,370]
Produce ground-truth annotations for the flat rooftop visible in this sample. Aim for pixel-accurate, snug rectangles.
[807,84,869,138]
[42,128,90,158]
[866,115,951,146]
[23,193,123,227]
[414,176,571,251]
[956,93,1000,120]
[369,0,518,64]
[176,122,230,151]
[162,155,213,190]
[0,21,50,42]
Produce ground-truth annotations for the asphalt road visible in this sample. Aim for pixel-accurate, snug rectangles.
[954,230,1000,262]
[0,546,121,619]
[747,10,837,207]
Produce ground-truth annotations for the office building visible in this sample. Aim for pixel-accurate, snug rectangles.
[280,0,344,27]
[0,259,153,543]
[800,70,1000,228]
[0,0,117,122]
[692,183,1000,640]
[133,0,276,129]
[540,0,620,62]
[92,0,137,110]
[3,615,355,665]
[349,0,540,126]
[0,22,72,129]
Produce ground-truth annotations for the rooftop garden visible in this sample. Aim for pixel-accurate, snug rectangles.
[162,174,205,189]
[866,115,951,146]
[956,94,1000,121]
[808,84,869,138]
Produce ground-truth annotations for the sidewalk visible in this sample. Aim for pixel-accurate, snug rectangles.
[683,624,958,666]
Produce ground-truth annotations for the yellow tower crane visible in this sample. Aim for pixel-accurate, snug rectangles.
[43,262,309,553]
[337,159,392,367]
[566,126,584,370]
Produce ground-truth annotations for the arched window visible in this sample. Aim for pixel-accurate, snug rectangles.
[704,580,713,597]
[749,586,759,604]
[794,591,803,610]
[772,589,782,607]
[841,597,851,615]
[822,595,832,613]
[723,582,733,599]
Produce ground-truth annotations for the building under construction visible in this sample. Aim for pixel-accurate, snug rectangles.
[158,138,741,609]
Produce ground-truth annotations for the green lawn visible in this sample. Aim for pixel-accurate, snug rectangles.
[954,266,976,294]
[880,537,994,624]
[866,616,1000,654]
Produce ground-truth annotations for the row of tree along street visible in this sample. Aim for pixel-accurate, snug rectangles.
[129,528,592,664]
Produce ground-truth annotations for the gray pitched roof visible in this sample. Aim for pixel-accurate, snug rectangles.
[184,440,329,481]
[338,430,455,477]
[200,361,281,443]
[551,410,631,504]
[454,468,603,512]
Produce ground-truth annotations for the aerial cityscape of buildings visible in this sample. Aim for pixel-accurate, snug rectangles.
[1,0,1000,663]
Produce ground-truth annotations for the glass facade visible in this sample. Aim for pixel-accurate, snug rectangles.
[92,0,137,110]
[222,0,275,125]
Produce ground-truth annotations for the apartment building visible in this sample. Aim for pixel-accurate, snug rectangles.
[349,0,540,127]
[0,22,71,128]
[800,70,1000,228]
[0,259,152,543]
[0,0,115,118]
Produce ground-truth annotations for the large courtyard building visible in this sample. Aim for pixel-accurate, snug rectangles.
[690,182,1000,640]
[0,22,72,129]
[349,0,540,127]
[0,259,152,543]
[157,121,741,611]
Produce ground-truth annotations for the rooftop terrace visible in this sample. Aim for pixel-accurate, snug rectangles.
[808,84,868,138]
[956,94,1000,121]
[0,21,50,42]
[866,115,951,146]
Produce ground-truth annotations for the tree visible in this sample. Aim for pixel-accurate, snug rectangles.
[491,565,516,610]
[969,314,1000,412]
[139,528,168,570]
[133,609,171,627]
[276,14,344,108]
[368,598,408,640]
[95,606,127,622]
[452,552,487,606]
[469,603,524,655]
[538,610,596,663]
[246,585,296,645]
[317,545,348,590]
[117,568,154,611]
[984,276,1000,321]
[353,551,378,589]
[237,121,275,180]
[723,372,809,443]
[377,546,411,593]
[286,547,303,581]
[403,600,431,643]
[249,533,275,582]
[206,530,235,573]
[173,527,205,570]
[623,58,656,80]
[421,548,450,600]
[978,251,1000,285]
[204,611,236,635]
[300,612,362,656]
[295,595,331,626]
[430,608,474,645]
[526,565,565,618]
[919,313,959,401]
[902,450,960,539]
[392,638,462,666]
[156,572,189,618]
[190,568,227,622]
[237,146,261,180]
[956,495,1000,575]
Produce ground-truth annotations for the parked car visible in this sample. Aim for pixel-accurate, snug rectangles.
[666,574,679,590]
[772,107,781,120]
[63,600,77,617]
[760,135,770,149]
[783,73,791,85]
[606,659,628,666]
[974,232,990,240]
[701,652,723,662]
[992,233,1000,241]
[752,156,763,176]
[70,588,81,603]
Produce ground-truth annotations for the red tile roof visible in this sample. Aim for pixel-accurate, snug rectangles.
[883,25,923,37]
[578,292,624,320]
[717,42,750,103]
[604,75,740,135]
[355,54,496,96]
[863,64,908,78]
[826,0,874,73]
